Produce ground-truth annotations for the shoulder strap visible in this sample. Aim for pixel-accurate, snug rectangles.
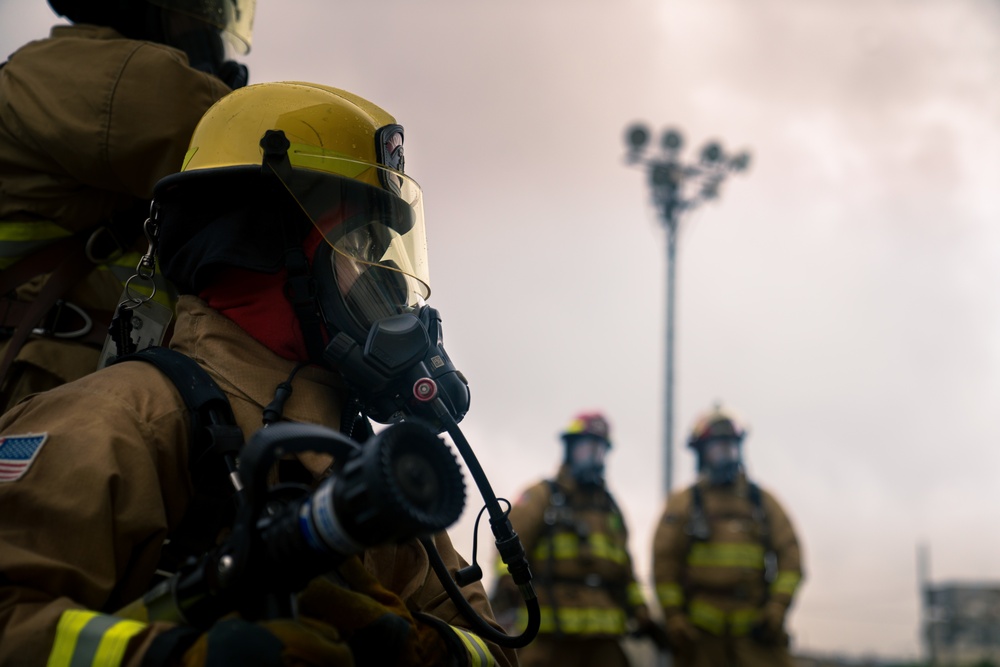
[0,241,93,383]
[111,346,244,499]
[685,484,711,541]
[748,481,772,549]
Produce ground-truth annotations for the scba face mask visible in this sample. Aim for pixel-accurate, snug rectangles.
[700,438,743,486]
[260,124,465,429]
[568,437,609,487]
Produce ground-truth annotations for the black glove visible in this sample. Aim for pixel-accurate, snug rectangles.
[750,600,789,646]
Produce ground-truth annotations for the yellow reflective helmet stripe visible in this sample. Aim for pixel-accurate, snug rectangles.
[47,610,146,667]
[771,570,802,597]
[687,542,765,569]
[448,626,495,667]
[656,582,684,609]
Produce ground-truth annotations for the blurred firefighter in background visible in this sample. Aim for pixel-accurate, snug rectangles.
[491,411,664,667]
[652,403,804,667]
[0,0,254,412]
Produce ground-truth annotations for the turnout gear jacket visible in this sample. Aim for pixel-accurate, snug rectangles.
[0,297,513,667]
[493,465,648,638]
[651,475,803,638]
[0,24,229,403]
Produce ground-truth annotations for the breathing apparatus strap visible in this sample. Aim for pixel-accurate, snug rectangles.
[684,480,773,578]
[111,346,243,498]
[111,346,246,580]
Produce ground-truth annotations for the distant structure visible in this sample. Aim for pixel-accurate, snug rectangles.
[621,123,749,497]
[920,544,1000,665]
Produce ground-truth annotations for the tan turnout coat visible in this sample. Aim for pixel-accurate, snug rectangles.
[0,297,515,666]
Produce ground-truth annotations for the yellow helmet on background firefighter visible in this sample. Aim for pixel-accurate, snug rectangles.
[687,403,747,485]
[559,411,612,487]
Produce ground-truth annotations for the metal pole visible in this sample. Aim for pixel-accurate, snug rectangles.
[664,216,677,498]
[623,123,749,501]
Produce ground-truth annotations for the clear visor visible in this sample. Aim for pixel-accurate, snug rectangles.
[571,438,610,466]
[149,0,256,53]
[273,147,429,330]
[703,439,741,466]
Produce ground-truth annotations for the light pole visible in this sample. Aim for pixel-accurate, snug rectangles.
[623,124,750,497]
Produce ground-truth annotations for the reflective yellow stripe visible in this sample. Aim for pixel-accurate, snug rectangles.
[626,582,645,607]
[729,608,758,636]
[46,609,146,667]
[656,582,684,608]
[532,533,628,564]
[100,256,177,309]
[525,606,628,635]
[688,600,726,635]
[771,571,801,596]
[687,542,765,569]
[449,626,494,667]
[47,610,95,667]
[0,223,176,309]
[687,600,759,637]
[0,221,72,268]
[0,220,72,241]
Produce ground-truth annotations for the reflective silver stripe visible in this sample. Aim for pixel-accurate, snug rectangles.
[450,626,494,667]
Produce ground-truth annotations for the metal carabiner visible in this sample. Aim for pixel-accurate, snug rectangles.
[32,301,93,339]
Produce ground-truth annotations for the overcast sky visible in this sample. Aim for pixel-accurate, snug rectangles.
[4,0,1000,660]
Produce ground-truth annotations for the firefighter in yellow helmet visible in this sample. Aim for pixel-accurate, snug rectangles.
[0,0,255,413]
[0,81,516,666]
[490,411,661,667]
[652,404,804,667]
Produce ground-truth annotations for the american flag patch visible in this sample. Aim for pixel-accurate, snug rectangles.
[0,434,48,482]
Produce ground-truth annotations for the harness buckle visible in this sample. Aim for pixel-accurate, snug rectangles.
[32,300,93,339]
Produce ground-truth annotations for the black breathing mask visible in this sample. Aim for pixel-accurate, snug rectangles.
[700,438,743,486]
[566,437,609,488]
[322,306,470,431]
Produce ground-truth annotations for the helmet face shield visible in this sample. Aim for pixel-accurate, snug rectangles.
[149,0,256,53]
[275,149,429,333]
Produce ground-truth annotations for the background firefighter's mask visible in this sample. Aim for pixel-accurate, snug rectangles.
[566,436,609,487]
[698,437,743,486]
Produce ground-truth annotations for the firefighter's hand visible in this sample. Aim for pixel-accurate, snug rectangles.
[630,619,671,652]
[750,600,789,646]
[297,556,453,667]
[178,617,352,666]
[664,612,699,653]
